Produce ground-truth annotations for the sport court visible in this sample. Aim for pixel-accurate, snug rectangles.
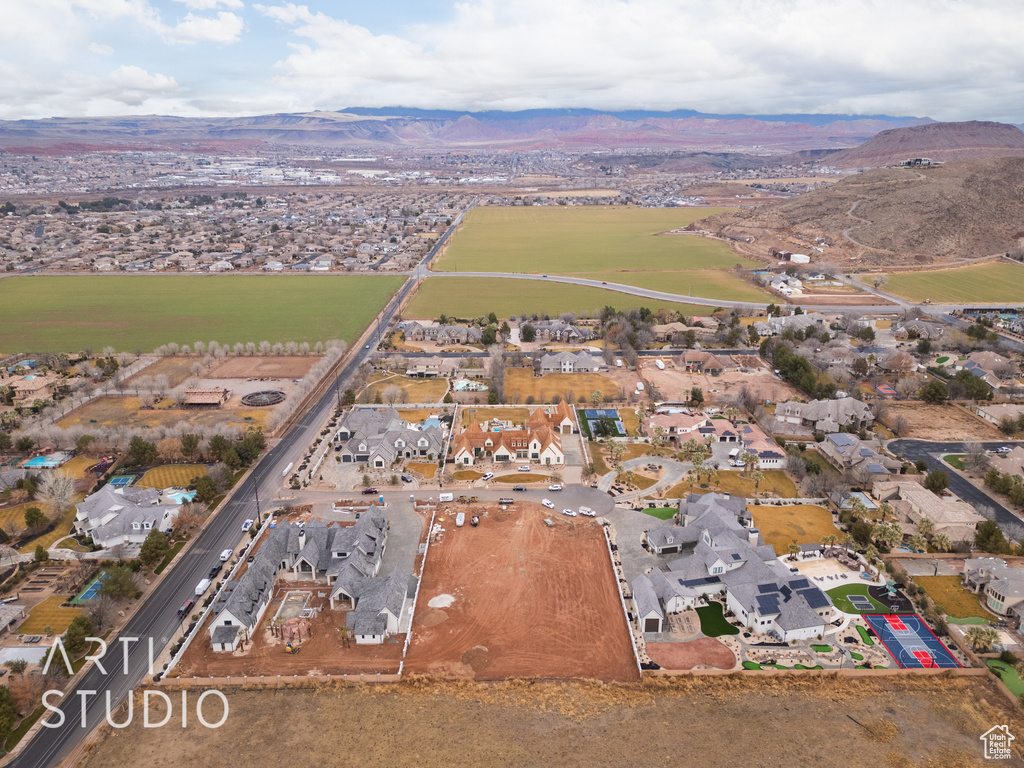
[582,409,625,436]
[864,613,960,669]
[107,474,137,488]
[71,571,108,604]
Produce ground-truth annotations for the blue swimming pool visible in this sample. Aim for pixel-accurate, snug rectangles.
[164,489,197,504]
[23,452,70,468]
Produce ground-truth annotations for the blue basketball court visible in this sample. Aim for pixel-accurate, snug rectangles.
[107,474,136,488]
[864,613,961,668]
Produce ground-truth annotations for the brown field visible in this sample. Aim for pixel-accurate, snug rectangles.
[405,502,637,681]
[646,639,736,670]
[881,402,1001,441]
[407,461,438,480]
[505,368,618,404]
[57,396,269,430]
[126,357,196,387]
[460,406,531,429]
[636,361,803,406]
[751,505,843,553]
[174,584,403,678]
[207,355,318,380]
[79,676,1024,768]
[364,374,449,404]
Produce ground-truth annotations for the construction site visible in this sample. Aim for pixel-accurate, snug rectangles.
[404,501,639,681]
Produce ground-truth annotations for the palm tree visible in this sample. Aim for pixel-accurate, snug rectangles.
[878,502,892,522]
[908,533,928,553]
[932,532,952,553]
[786,542,801,561]
[965,625,999,653]
[842,532,855,551]
[749,469,764,495]
[864,544,879,563]
[822,534,837,556]
[917,516,935,537]
[741,451,759,477]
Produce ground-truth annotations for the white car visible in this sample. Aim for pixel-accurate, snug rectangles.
[241,519,255,531]
[518,465,531,472]
[730,460,745,468]
[482,472,494,480]
[579,507,596,517]
[548,484,563,491]
[562,508,577,517]
[541,498,555,509]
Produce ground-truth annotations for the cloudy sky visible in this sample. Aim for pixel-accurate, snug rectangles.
[2,0,1021,122]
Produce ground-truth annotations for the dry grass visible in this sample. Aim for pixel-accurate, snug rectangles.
[135,464,208,490]
[0,501,53,539]
[881,402,1000,441]
[453,469,484,481]
[18,594,81,635]
[618,408,640,436]
[493,473,549,483]
[19,502,81,553]
[667,470,798,500]
[751,504,842,553]
[913,575,988,619]
[407,462,438,480]
[57,396,269,431]
[364,374,449,404]
[60,456,97,480]
[504,369,618,404]
[460,407,531,429]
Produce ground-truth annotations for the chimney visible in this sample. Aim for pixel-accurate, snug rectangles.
[723,492,730,499]
[297,528,306,551]
[748,527,760,547]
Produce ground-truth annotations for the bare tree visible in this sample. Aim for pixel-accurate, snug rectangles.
[382,384,404,405]
[37,471,76,516]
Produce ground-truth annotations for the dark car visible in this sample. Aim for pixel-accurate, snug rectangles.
[208,563,222,580]
[361,487,379,495]
[512,485,527,492]
[177,599,196,619]
[401,474,412,483]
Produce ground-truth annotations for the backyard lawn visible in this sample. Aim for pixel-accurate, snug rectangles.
[364,374,450,404]
[504,369,618,404]
[696,602,739,637]
[827,584,890,615]
[19,504,81,554]
[749,504,841,553]
[18,595,82,635]
[642,507,676,521]
[136,464,209,490]
[667,470,797,500]
[460,407,531,429]
[987,659,1024,697]
[913,575,987,619]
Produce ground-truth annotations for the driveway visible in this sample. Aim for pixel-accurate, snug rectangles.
[598,457,690,501]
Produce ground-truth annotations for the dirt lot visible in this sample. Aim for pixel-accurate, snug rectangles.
[646,639,736,670]
[636,359,803,406]
[882,403,1001,441]
[80,676,1023,768]
[405,502,637,681]
[174,585,403,677]
[206,355,318,379]
[57,396,271,431]
[126,357,196,388]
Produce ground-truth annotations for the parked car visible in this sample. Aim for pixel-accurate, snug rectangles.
[361,487,379,495]
[548,484,563,491]
[194,578,212,596]
[208,563,222,580]
[177,599,196,619]
[518,465,531,472]
[541,498,555,509]
[219,548,233,562]
[561,508,577,517]
[579,507,596,517]
[241,519,254,531]
[482,472,494,481]
[512,485,527,492]
[401,474,413,483]
[998,446,1012,454]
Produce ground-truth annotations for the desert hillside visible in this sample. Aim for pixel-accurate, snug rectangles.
[704,156,1024,266]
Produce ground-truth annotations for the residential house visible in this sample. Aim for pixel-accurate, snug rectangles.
[403,322,482,345]
[737,423,786,468]
[451,404,571,466]
[775,397,874,434]
[405,356,461,378]
[875,348,916,374]
[976,403,1024,427]
[530,320,594,343]
[958,351,1013,388]
[894,319,945,341]
[872,480,985,543]
[334,410,444,468]
[962,558,1024,625]
[9,374,60,407]
[818,433,899,479]
[539,351,601,374]
[636,494,834,641]
[676,350,730,375]
[753,313,824,337]
[74,485,181,549]
[641,411,710,442]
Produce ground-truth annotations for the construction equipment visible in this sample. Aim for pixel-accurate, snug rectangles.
[468,495,479,503]
[457,495,469,503]
[471,515,479,527]
[284,641,301,655]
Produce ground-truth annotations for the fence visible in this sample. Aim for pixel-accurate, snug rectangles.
[603,525,642,677]
[161,672,402,689]
[402,509,436,660]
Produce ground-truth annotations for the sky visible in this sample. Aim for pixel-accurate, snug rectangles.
[1,0,1022,122]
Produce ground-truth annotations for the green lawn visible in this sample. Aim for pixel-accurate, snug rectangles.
[0,275,404,352]
[696,602,739,638]
[943,455,966,470]
[987,659,1024,696]
[642,507,677,520]
[913,575,987,619]
[406,276,710,320]
[856,625,875,645]
[811,644,832,653]
[878,261,1024,304]
[827,583,890,614]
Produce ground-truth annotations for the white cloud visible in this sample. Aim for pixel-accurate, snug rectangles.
[89,42,114,55]
[172,0,244,9]
[162,11,245,44]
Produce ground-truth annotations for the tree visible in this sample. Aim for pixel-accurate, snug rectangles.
[932,532,952,553]
[84,596,117,633]
[0,685,17,745]
[181,433,201,462]
[786,542,800,560]
[917,338,932,355]
[741,451,759,477]
[918,380,948,404]
[965,625,999,653]
[33,544,48,562]
[923,469,949,494]
[193,475,217,504]
[207,434,231,462]
[24,506,46,530]
[873,274,889,289]
[139,528,170,568]
[917,516,935,537]
[3,659,27,677]
[64,615,93,656]
[858,326,876,342]
[908,533,928,553]
[690,387,704,407]
[382,384,404,405]
[15,436,34,452]
[37,471,75,515]
[821,534,837,556]
[590,390,603,407]
[976,520,1011,554]
[127,436,158,466]
[98,566,137,602]
[520,324,536,343]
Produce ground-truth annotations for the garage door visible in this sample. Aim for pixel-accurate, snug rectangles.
[644,618,661,633]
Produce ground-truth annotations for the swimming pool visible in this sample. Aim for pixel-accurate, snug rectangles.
[164,489,197,504]
[453,380,488,391]
[23,452,70,469]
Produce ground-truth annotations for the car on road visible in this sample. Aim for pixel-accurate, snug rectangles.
[365,344,371,349]
[579,507,596,517]
[512,485,527,492]
[541,498,554,509]
[219,548,233,562]
[401,474,413,483]
[998,446,1012,454]
[194,577,212,596]
[482,471,494,481]
[361,487,379,495]
[518,465,531,472]
[548,484,563,491]
[561,508,577,517]
[176,599,196,619]
[241,518,254,531]
[208,564,222,580]
[730,460,745,468]
[602,281,607,284]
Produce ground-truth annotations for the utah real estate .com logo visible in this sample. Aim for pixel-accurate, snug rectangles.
[981,725,1015,760]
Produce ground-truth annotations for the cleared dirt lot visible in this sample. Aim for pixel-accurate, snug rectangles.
[207,355,318,379]
[57,396,271,430]
[405,502,637,681]
[646,639,736,670]
[882,402,1001,441]
[636,359,803,406]
[80,675,1023,768]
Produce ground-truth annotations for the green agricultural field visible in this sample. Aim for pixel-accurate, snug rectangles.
[434,207,768,302]
[875,261,1024,304]
[0,275,404,352]
[406,277,710,320]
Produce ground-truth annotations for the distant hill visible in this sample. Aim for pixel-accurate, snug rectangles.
[820,121,1024,168]
[703,156,1024,266]
[0,108,930,153]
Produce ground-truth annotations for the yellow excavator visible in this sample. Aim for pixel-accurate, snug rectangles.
[284,641,301,654]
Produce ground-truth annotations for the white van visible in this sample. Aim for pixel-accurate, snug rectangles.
[195,578,212,597]
[729,448,741,460]
[219,549,232,562]
[439,492,454,503]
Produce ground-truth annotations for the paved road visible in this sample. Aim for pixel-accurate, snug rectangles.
[10,205,475,768]
[888,439,1024,540]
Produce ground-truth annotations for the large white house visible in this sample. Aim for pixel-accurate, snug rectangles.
[74,485,182,549]
[635,494,835,641]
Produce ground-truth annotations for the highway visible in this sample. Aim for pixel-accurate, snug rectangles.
[10,203,472,768]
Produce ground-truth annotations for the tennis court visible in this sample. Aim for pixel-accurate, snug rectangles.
[864,613,961,669]
[71,571,108,604]
[107,475,136,488]
[582,409,625,437]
